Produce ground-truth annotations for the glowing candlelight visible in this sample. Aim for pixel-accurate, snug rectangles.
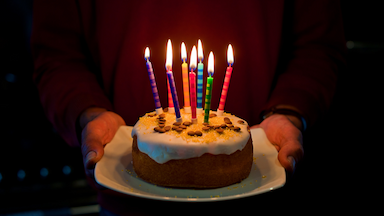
[181,42,191,113]
[196,39,204,114]
[217,44,234,116]
[189,46,197,123]
[165,39,182,122]
[204,51,214,123]
[144,47,163,114]
[166,40,174,113]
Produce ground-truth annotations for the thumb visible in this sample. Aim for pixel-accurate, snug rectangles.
[277,140,303,173]
[83,142,104,170]
[81,129,105,170]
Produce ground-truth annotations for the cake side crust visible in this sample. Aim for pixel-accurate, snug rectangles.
[132,135,253,189]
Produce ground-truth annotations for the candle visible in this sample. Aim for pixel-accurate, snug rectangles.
[167,77,175,113]
[189,46,197,124]
[181,42,191,113]
[144,47,163,114]
[165,39,182,122]
[196,39,204,114]
[204,51,214,123]
[217,44,234,116]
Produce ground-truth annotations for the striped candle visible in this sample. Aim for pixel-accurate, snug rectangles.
[166,39,182,122]
[167,77,175,113]
[196,39,204,114]
[204,52,214,123]
[167,71,182,122]
[217,44,234,116]
[144,47,163,114]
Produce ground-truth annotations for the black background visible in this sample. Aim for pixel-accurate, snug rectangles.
[0,0,381,214]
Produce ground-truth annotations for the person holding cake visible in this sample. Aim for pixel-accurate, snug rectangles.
[31,0,345,215]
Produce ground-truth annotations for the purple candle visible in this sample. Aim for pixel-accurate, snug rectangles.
[144,47,163,114]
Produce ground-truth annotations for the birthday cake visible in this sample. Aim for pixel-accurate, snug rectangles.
[131,109,253,188]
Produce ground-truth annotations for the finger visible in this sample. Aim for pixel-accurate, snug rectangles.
[82,138,105,169]
[277,140,304,173]
[81,133,107,190]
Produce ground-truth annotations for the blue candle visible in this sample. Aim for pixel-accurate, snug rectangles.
[167,71,182,122]
[197,39,204,114]
[165,39,182,122]
[144,47,163,114]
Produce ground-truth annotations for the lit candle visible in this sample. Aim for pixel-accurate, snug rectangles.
[144,47,163,114]
[217,44,234,116]
[189,46,197,124]
[196,39,204,114]
[165,39,182,122]
[181,42,191,113]
[204,51,214,123]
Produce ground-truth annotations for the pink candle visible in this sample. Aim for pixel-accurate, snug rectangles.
[189,46,197,123]
[217,44,234,116]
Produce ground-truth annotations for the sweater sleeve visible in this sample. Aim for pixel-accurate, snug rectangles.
[264,0,346,127]
[31,0,113,147]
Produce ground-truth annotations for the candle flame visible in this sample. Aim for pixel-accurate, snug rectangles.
[227,44,234,65]
[190,46,197,69]
[208,51,214,76]
[166,39,173,70]
[144,47,150,60]
[198,39,204,61]
[181,42,187,61]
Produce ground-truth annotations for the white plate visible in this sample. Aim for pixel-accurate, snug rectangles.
[95,126,285,202]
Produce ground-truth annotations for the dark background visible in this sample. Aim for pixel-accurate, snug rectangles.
[0,0,381,215]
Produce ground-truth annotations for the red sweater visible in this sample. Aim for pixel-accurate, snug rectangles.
[32,0,345,214]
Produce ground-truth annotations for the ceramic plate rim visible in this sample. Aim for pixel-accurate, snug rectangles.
[95,126,285,202]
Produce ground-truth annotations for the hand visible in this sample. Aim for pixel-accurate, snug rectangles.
[251,114,304,173]
[79,108,126,185]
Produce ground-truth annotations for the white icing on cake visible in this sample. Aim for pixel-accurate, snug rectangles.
[131,110,250,164]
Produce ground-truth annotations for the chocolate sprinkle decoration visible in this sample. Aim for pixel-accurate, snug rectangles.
[202,126,210,131]
[234,126,241,132]
[215,128,224,133]
[209,113,217,118]
[164,126,171,131]
[224,117,232,124]
[172,126,179,130]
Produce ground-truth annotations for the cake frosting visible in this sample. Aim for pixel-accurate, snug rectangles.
[131,109,250,164]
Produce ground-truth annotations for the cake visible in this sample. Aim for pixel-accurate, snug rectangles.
[131,109,253,188]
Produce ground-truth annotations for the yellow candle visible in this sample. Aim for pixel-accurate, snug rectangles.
[181,42,191,113]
